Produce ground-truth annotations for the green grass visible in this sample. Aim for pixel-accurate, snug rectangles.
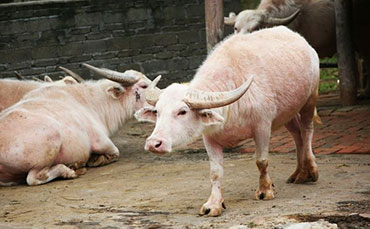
[248,222,256,228]
[319,81,338,93]
[320,57,339,94]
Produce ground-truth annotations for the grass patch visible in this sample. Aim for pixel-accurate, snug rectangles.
[320,57,339,94]
[319,81,338,93]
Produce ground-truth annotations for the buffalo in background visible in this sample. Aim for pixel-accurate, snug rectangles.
[225,0,370,96]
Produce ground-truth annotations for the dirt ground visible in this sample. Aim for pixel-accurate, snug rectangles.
[0,120,369,229]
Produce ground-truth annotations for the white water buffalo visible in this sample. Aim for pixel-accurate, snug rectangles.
[224,0,336,58]
[135,26,321,216]
[0,67,81,112]
[0,79,45,112]
[0,64,158,186]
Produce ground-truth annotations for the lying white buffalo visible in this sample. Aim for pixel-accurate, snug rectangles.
[135,26,321,216]
[0,66,83,112]
[0,64,158,186]
[0,74,78,112]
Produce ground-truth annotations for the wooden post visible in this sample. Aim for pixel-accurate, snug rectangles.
[334,0,357,106]
[205,0,224,53]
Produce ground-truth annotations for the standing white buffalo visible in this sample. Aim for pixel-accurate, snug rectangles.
[135,26,321,216]
[0,64,159,186]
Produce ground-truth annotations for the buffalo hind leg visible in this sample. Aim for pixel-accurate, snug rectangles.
[0,181,18,186]
[285,115,305,183]
[253,122,274,200]
[0,165,23,186]
[68,161,87,176]
[287,97,319,184]
[26,164,77,186]
[88,135,120,167]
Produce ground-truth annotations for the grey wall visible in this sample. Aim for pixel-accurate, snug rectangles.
[0,0,240,86]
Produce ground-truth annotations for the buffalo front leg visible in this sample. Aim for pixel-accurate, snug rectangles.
[88,135,120,167]
[26,164,78,186]
[199,136,226,217]
[253,123,274,200]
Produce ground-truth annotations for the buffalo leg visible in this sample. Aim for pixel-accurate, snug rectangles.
[297,116,318,182]
[68,161,87,176]
[199,136,225,217]
[26,164,77,186]
[253,122,274,200]
[288,97,319,183]
[0,181,18,186]
[0,165,23,186]
[88,136,120,167]
[285,115,305,183]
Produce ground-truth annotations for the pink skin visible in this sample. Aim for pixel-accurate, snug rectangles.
[136,26,320,216]
[0,75,151,186]
[0,77,78,112]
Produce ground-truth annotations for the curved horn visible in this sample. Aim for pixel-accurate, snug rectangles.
[14,71,25,80]
[32,77,43,82]
[264,9,300,25]
[224,12,237,25]
[59,66,84,83]
[82,63,140,86]
[61,76,78,85]
[184,76,254,109]
[145,75,162,106]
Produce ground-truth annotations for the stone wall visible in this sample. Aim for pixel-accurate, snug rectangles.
[0,0,240,86]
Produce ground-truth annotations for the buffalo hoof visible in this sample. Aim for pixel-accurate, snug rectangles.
[75,167,87,176]
[68,161,86,170]
[87,155,105,167]
[254,186,275,200]
[87,154,119,167]
[287,165,318,184]
[199,201,225,217]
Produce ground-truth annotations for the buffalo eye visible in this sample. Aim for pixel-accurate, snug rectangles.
[234,27,238,32]
[200,112,211,118]
[178,110,187,116]
[153,110,158,114]
[140,84,148,89]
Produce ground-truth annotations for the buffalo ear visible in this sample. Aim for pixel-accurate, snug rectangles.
[198,109,224,126]
[224,12,237,25]
[62,76,78,85]
[44,75,53,82]
[107,85,125,99]
[134,107,157,123]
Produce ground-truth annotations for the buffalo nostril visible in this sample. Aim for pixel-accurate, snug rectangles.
[154,140,162,148]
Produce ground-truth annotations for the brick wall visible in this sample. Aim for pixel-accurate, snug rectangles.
[0,0,240,86]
